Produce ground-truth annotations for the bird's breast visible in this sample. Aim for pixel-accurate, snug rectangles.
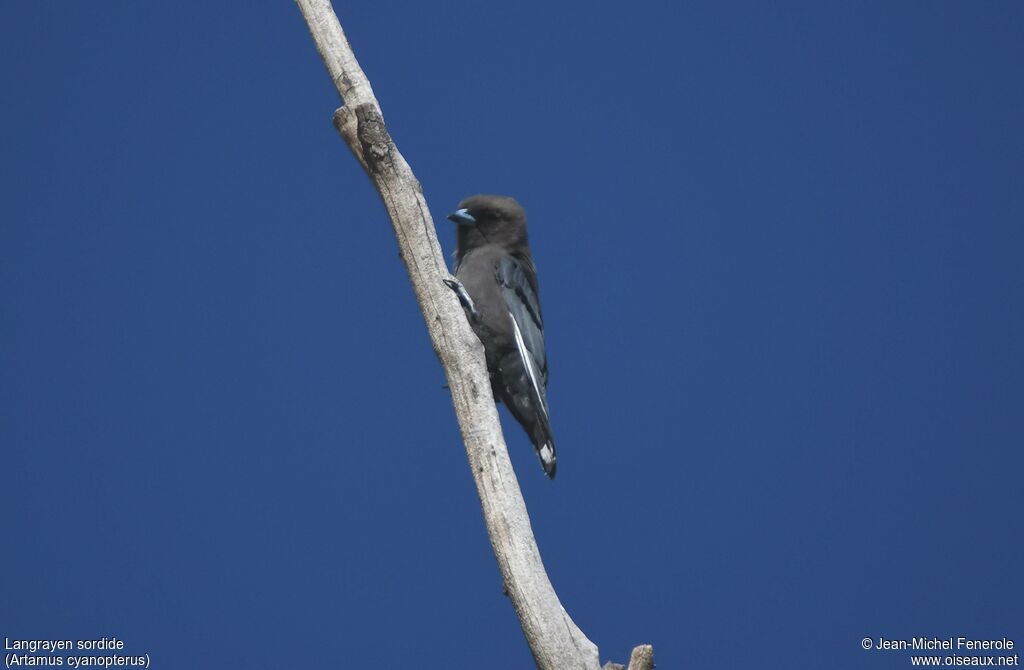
[456,251,516,357]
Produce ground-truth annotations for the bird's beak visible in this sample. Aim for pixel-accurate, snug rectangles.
[447,208,476,226]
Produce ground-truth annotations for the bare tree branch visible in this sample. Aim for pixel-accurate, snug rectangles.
[295,3,652,668]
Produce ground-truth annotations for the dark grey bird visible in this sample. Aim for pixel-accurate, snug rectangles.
[446,195,556,478]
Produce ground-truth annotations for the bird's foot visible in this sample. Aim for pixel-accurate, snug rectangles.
[444,278,480,322]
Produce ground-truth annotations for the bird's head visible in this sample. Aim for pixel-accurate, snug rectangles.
[448,194,529,259]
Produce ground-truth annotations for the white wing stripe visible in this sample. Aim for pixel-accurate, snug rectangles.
[509,310,546,413]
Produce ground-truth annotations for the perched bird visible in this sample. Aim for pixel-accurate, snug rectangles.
[446,195,556,478]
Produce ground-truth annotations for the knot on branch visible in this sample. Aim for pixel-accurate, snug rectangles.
[354,103,392,172]
[332,102,393,173]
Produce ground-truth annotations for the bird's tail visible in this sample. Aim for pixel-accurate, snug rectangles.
[530,420,556,479]
[495,344,557,479]
[537,438,557,479]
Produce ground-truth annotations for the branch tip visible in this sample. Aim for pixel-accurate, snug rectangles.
[626,644,655,670]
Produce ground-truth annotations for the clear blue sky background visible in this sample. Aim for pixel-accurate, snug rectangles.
[2,2,1021,669]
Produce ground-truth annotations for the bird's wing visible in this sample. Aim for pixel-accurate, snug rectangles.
[496,254,547,390]
[495,254,556,478]
[496,254,555,476]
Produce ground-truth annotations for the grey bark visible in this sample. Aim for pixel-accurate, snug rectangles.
[295,2,653,668]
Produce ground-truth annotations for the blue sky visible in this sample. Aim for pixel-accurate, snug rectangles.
[2,2,1021,668]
